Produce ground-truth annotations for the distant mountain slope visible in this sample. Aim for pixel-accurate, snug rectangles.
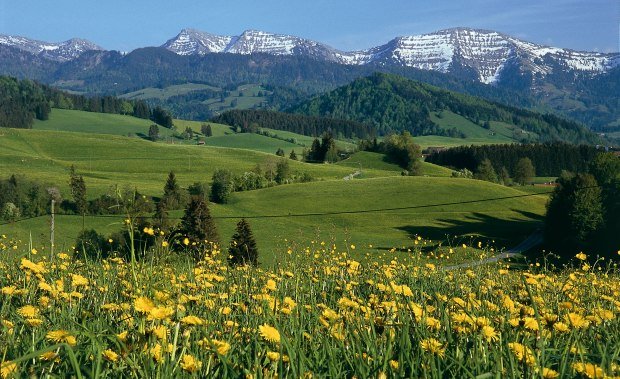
[0,34,102,62]
[1,28,618,133]
[291,73,601,144]
[162,27,618,84]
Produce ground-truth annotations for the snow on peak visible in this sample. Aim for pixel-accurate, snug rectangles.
[159,27,620,83]
[0,34,103,61]
[162,29,232,55]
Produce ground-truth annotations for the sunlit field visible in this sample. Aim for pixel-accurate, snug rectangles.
[1,234,619,378]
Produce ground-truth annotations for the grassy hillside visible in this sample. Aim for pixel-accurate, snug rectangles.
[2,176,547,265]
[119,83,220,100]
[1,122,548,264]
[0,129,371,197]
[34,108,175,138]
[336,151,453,177]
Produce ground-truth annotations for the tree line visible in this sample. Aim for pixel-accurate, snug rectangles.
[0,75,175,129]
[544,152,619,259]
[211,109,375,140]
[425,142,602,177]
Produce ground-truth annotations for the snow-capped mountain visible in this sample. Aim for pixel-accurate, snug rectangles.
[162,27,619,84]
[162,28,343,61]
[161,29,233,55]
[0,34,103,62]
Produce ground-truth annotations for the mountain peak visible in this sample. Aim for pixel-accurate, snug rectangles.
[0,34,103,61]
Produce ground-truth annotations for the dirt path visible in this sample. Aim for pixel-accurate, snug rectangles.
[442,230,544,270]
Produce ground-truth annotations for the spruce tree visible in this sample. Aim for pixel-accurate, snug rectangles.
[228,218,259,266]
[178,196,219,261]
[69,165,87,216]
[162,171,183,209]
[289,150,297,160]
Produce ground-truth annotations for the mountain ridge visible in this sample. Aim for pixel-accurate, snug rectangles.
[160,27,619,84]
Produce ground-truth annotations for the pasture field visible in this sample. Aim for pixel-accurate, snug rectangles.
[0,238,618,378]
[33,109,175,139]
[119,83,220,101]
[1,175,548,265]
[2,117,545,266]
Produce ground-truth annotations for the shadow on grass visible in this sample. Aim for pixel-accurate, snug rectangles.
[382,210,545,252]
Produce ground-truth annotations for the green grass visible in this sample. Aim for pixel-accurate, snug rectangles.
[2,174,547,264]
[336,151,453,177]
[1,122,546,263]
[0,129,364,196]
[427,110,517,146]
[172,119,234,137]
[119,83,220,100]
[200,133,304,154]
[34,109,175,138]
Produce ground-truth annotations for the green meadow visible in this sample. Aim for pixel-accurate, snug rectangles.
[0,109,550,264]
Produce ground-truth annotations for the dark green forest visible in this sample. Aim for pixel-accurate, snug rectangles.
[291,73,601,144]
[0,76,158,129]
[425,142,603,177]
[212,109,375,139]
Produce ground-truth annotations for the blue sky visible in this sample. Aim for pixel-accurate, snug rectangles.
[0,0,617,53]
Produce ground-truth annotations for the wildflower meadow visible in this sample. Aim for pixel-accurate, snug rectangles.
[1,234,619,378]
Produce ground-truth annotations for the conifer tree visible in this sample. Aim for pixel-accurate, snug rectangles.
[474,159,498,183]
[178,196,219,261]
[289,150,297,160]
[162,171,183,209]
[69,165,87,216]
[228,218,259,266]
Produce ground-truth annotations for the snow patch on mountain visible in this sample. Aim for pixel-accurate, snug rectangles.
[0,34,103,61]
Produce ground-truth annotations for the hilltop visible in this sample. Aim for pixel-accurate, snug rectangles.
[290,73,601,145]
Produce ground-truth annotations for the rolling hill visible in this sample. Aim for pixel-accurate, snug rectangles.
[291,73,601,145]
[0,123,547,261]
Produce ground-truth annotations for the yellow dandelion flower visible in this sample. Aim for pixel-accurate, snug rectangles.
[266,351,280,362]
[1,361,17,379]
[542,367,559,379]
[162,241,169,247]
[575,252,587,261]
[150,344,164,364]
[523,317,540,331]
[151,325,168,340]
[39,351,59,361]
[180,354,202,373]
[508,342,535,366]
[208,339,231,355]
[147,306,174,321]
[265,279,277,291]
[2,286,17,296]
[20,258,46,274]
[26,318,43,327]
[420,338,445,357]
[71,274,89,287]
[259,324,281,344]
[553,322,570,333]
[134,297,155,313]
[183,238,190,246]
[46,330,77,346]
[572,362,605,379]
[181,315,204,326]
[116,331,128,342]
[102,349,119,362]
[565,313,590,329]
[480,325,499,342]
[390,360,399,370]
[17,305,39,318]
